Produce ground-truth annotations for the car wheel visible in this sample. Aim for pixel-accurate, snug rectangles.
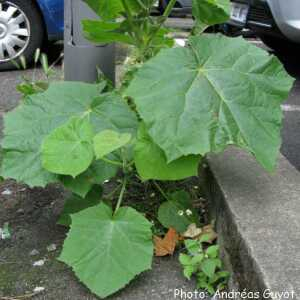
[158,0,168,14]
[0,0,44,70]
[259,35,300,54]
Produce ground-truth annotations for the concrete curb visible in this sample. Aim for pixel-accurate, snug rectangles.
[203,148,300,300]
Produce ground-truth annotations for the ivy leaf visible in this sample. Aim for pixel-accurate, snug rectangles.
[94,130,131,159]
[1,82,137,187]
[59,203,153,298]
[192,0,230,25]
[58,185,103,227]
[158,190,199,233]
[127,35,294,171]
[41,117,94,177]
[134,124,201,181]
[60,159,118,198]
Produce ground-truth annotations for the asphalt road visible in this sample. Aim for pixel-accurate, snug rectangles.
[0,37,299,171]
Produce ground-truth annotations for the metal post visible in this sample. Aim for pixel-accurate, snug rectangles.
[64,0,115,83]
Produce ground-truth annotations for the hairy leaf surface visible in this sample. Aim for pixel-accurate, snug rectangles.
[42,117,94,177]
[127,35,294,171]
[134,124,201,181]
[94,130,131,159]
[59,203,153,298]
[1,82,137,187]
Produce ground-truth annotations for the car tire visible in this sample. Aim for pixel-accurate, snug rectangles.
[158,0,168,14]
[259,35,300,54]
[0,0,45,71]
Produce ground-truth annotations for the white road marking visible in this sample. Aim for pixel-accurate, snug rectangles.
[281,104,300,112]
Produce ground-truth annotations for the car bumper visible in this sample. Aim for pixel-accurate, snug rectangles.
[267,0,300,43]
[228,0,300,43]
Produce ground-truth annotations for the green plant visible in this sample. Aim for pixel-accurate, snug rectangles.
[0,0,294,298]
[179,237,230,295]
[14,49,64,98]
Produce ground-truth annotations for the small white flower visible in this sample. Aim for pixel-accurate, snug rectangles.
[150,193,155,198]
[175,38,186,47]
[47,243,57,252]
[178,210,184,216]
[33,287,45,293]
[33,259,46,267]
[29,249,39,256]
[185,209,193,216]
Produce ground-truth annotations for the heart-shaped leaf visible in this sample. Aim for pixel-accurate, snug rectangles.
[94,130,131,159]
[127,35,294,171]
[134,124,201,181]
[1,82,137,187]
[42,117,94,177]
[59,203,153,298]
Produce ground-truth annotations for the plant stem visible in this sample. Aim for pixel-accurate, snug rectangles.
[152,181,169,201]
[121,0,142,44]
[142,0,177,56]
[105,183,122,200]
[115,177,127,213]
[162,0,177,19]
[101,157,123,167]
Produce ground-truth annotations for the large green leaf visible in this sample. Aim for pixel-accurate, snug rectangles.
[192,0,230,25]
[94,130,131,159]
[59,203,153,298]
[82,20,135,45]
[42,117,94,177]
[83,0,124,20]
[60,159,118,198]
[83,0,152,20]
[58,185,103,227]
[127,35,294,171]
[1,82,137,187]
[158,190,199,233]
[134,124,201,181]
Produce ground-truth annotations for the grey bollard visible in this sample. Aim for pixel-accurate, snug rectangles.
[64,0,115,83]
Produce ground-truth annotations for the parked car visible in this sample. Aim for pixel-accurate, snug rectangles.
[0,0,63,70]
[228,0,300,52]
